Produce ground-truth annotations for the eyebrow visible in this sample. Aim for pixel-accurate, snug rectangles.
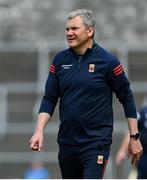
[66,26,80,30]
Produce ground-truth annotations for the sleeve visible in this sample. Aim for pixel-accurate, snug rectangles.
[108,56,137,118]
[39,59,60,116]
[137,107,146,131]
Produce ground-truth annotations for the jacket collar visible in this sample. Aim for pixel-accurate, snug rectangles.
[69,40,98,55]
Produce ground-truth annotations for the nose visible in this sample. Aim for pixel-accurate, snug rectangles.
[66,29,74,36]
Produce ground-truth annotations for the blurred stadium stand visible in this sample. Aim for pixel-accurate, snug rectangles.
[0,0,147,178]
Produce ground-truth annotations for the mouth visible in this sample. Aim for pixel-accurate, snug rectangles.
[67,38,76,43]
[67,36,76,41]
[68,38,75,40]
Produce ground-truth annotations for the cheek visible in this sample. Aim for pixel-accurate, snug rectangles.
[79,33,88,40]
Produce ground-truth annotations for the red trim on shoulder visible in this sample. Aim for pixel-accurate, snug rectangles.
[113,64,123,76]
[49,64,56,74]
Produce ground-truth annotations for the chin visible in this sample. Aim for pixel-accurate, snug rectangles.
[68,43,78,48]
[67,41,77,47]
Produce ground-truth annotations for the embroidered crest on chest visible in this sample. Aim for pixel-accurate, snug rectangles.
[88,64,95,72]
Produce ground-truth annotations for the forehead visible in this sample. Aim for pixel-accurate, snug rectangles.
[66,16,85,27]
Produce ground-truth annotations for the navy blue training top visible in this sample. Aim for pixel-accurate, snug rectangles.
[39,42,137,146]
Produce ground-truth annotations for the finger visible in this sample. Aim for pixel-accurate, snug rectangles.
[38,140,43,151]
[31,147,39,151]
[131,155,135,164]
[131,154,138,165]
[136,152,142,161]
[30,141,39,151]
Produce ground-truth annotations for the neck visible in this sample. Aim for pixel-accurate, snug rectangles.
[73,39,93,55]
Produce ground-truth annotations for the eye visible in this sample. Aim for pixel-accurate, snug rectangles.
[72,27,79,30]
[66,27,69,31]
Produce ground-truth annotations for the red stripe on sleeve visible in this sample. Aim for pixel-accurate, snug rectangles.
[113,64,123,76]
[113,64,122,71]
[49,64,56,74]
[114,69,123,76]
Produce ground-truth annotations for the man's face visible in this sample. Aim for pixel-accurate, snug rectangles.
[66,16,93,50]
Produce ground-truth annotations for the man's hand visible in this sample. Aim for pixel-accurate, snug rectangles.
[29,113,50,151]
[128,138,143,165]
[29,132,43,152]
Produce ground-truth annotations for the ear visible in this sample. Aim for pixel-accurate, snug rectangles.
[88,27,95,38]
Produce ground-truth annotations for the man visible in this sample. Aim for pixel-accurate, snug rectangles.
[29,9,143,179]
[115,104,147,179]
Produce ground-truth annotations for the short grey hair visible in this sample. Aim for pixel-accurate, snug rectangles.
[67,9,95,29]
